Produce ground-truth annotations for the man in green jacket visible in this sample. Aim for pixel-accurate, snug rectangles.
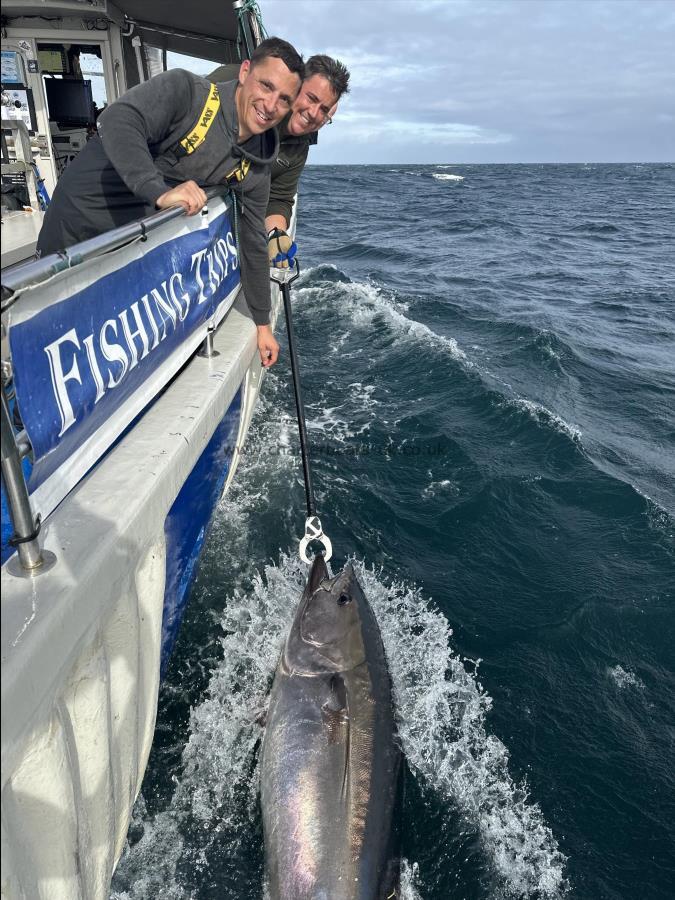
[37,38,304,368]
[265,55,350,268]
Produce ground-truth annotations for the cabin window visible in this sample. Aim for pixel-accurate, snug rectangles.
[39,43,108,177]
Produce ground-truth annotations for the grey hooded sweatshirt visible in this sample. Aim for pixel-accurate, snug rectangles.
[37,70,277,326]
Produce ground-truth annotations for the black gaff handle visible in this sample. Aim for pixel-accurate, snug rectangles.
[278,261,316,519]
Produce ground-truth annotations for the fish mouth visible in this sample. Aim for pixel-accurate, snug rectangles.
[306,553,329,595]
[284,560,366,673]
[302,565,358,646]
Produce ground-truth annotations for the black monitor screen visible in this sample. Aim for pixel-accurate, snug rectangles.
[45,78,93,126]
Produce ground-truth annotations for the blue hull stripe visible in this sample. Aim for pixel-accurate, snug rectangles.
[160,385,242,674]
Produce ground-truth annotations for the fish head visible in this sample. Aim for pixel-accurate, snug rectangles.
[284,556,368,675]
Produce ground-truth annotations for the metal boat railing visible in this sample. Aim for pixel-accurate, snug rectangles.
[1,186,227,311]
[1,187,230,576]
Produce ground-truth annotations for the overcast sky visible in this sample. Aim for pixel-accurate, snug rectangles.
[173,0,675,164]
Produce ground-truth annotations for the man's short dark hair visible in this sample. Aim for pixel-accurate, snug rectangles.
[250,37,304,80]
[305,55,350,101]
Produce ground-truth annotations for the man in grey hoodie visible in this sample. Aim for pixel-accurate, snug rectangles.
[36,37,304,367]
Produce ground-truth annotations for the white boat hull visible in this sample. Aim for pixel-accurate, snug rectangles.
[1,282,278,898]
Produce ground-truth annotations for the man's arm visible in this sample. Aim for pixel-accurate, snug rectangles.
[265,143,310,232]
[266,212,289,233]
[97,69,196,207]
[235,172,279,367]
[156,182,207,215]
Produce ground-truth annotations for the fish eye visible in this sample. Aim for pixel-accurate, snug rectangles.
[337,593,352,606]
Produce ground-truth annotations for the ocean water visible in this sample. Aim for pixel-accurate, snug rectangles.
[112,163,675,900]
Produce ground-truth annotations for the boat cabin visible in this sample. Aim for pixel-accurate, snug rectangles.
[1,0,255,266]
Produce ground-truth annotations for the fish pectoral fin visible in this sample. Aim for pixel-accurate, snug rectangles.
[321,701,349,744]
[321,699,351,798]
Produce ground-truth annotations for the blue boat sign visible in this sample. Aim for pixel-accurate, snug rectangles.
[8,197,241,522]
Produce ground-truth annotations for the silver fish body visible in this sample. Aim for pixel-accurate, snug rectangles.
[261,556,401,900]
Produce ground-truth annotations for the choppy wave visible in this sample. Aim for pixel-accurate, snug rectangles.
[360,564,568,897]
[297,262,351,284]
[305,401,370,443]
[298,267,590,458]
[298,267,469,364]
[400,170,465,182]
[501,324,580,373]
[113,555,567,899]
[569,222,620,234]
[507,398,582,443]
[333,241,409,263]
[113,163,674,899]
[422,476,459,499]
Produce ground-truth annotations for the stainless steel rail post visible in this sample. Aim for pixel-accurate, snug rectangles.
[1,382,56,577]
[197,323,220,358]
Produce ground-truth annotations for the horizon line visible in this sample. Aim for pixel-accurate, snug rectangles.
[305,160,674,167]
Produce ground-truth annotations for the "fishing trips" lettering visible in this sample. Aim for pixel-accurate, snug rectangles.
[44,232,238,437]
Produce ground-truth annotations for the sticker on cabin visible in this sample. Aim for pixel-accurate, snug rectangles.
[9,198,241,521]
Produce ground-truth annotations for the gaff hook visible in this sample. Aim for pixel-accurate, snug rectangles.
[273,259,334,566]
[299,515,333,564]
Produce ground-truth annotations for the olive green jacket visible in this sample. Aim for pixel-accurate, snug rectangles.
[267,114,316,226]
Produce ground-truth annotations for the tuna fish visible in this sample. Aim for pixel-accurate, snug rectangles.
[260,555,401,899]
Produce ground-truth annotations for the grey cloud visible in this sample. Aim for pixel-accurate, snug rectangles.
[188,0,675,163]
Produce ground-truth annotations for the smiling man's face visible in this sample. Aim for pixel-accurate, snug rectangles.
[287,74,338,136]
[236,56,301,142]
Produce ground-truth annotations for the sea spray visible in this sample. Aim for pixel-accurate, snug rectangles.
[354,561,568,898]
[113,554,566,899]
[294,267,469,365]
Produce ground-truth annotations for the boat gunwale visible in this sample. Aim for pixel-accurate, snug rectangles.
[1,186,230,311]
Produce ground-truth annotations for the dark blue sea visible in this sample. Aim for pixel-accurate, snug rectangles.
[112,163,675,900]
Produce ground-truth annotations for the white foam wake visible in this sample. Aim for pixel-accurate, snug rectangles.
[509,398,582,443]
[355,562,568,898]
[608,665,645,691]
[296,270,469,366]
[433,172,465,182]
[113,555,567,899]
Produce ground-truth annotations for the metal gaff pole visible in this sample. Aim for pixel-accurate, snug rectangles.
[273,261,332,563]
[279,262,315,519]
